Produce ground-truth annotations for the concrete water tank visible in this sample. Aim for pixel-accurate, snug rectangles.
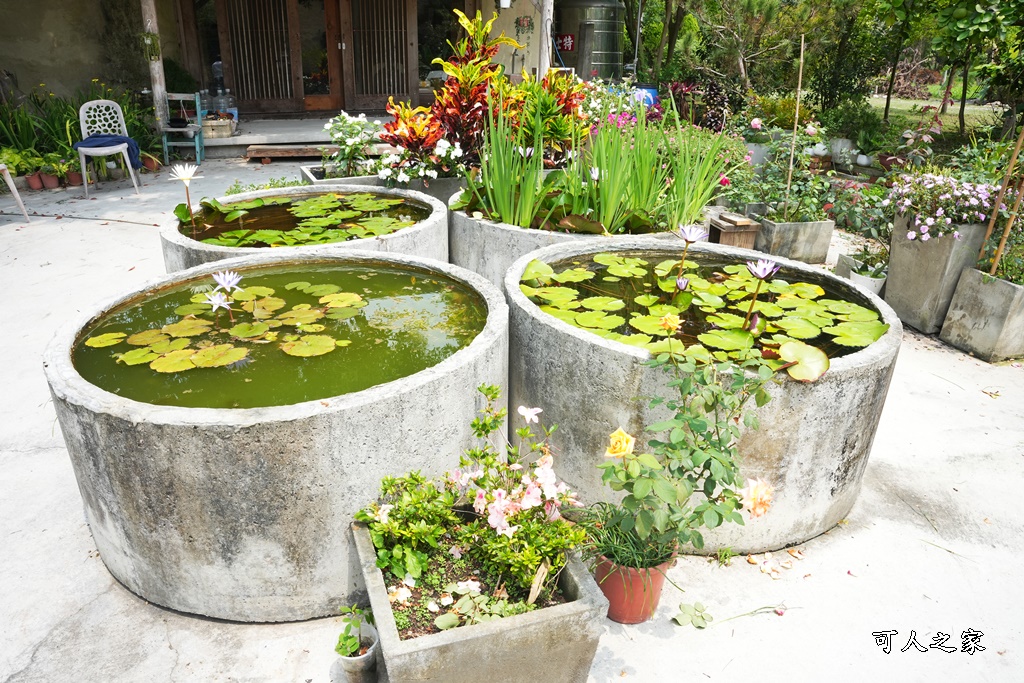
[555,0,625,80]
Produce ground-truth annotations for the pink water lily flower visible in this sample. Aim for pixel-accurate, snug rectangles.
[212,270,243,293]
[676,225,708,243]
[746,259,779,280]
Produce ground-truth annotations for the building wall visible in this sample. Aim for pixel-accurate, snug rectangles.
[489,1,539,79]
[0,0,181,97]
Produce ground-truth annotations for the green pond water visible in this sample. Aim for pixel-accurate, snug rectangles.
[182,192,432,247]
[74,262,487,409]
[533,251,885,360]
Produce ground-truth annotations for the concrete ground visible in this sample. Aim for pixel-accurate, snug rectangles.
[1,159,1022,682]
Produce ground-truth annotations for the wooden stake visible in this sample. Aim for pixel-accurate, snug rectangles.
[784,35,806,211]
[989,174,1024,276]
[979,122,1024,259]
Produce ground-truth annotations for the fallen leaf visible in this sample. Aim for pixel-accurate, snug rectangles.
[747,554,759,565]
[982,389,1000,399]
[780,560,793,570]
[847,570,857,577]
[787,548,805,560]
[983,518,991,524]
[803,573,812,579]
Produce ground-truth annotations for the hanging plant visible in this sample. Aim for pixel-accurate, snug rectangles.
[140,32,161,62]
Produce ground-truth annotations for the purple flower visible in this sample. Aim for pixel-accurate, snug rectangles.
[676,276,689,291]
[907,231,917,241]
[746,259,779,280]
[748,312,761,332]
[677,225,708,243]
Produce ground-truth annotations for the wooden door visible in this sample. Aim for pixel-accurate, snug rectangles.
[301,0,344,111]
[215,0,304,113]
[341,0,419,111]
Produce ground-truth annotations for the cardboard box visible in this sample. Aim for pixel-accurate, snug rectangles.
[202,119,236,139]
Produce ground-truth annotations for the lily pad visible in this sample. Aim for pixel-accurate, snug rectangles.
[174,303,211,316]
[551,268,594,284]
[117,347,160,365]
[772,316,822,340]
[697,329,754,351]
[320,292,365,308]
[325,308,361,320]
[162,318,214,338]
[191,344,249,368]
[85,332,127,348]
[779,340,830,382]
[242,296,286,319]
[822,320,890,346]
[148,338,191,354]
[522,259,554,281]
[277,307,325,326]
[629,315,673,336]
[580,296,625,312]
[303,284,341,297]
[280,334,337,357]
[634,294,660,307]
[126,329,170,346]
[285,281,311,291]
[575,310,625,330]
[539,306,579,325]
[707,312,747,330]
[229,322,270,338]
[150,349,197,373]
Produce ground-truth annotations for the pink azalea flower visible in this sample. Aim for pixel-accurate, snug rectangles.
[750,118,763,130]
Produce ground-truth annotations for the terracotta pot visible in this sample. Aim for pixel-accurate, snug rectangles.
[40,172,60,189]
[26,172,43,191]
[593,556,674,624]
[142,156,160,172]
[66,171,83,186]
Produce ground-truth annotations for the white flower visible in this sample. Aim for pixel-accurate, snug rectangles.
[517,406,542,424]
[377,168,393,179]
[373,504,393,524]
[426,169,438,179]
[439,594,454,606]
[169,163,203,187]
[211,270,243,293]
[204,291,232,313]
[345,137,358,146]
[396,171,410,183]
[435,139,451,155]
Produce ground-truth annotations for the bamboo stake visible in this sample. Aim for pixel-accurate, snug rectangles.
[989,174,1024,276]
[784,35,806,211]
[979,122,1024,259]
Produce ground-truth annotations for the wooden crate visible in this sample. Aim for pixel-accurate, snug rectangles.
[710,212,761,250]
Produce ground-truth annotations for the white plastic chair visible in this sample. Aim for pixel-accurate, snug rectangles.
[78,99,141,198]
[0,163,30,222]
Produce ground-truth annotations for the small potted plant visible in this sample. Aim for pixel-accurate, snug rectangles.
[849,245,889,295]
[302,111,380,184]
[573,354,775,624]
[332,605,378,683]
[39,152,65,189]
[352,385,607,683]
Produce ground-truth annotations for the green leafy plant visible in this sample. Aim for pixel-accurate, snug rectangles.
[335,605,375,657]
[224,176,306,195]
[321,111,379,177]
[356,386,586,638]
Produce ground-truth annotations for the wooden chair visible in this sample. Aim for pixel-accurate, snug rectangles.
[0,163,30,222]
[162,93,205,165]
[77,99,141,199]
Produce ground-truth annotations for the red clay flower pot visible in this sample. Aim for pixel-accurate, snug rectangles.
[66,171,84,186]
[26,172,43,191]
[40,172,60,189]
[594,556,674,624]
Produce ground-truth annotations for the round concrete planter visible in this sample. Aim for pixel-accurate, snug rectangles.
[449,209,676,291]
[43,249,508,622]
[506,237,903,553]
[161,184,448,273]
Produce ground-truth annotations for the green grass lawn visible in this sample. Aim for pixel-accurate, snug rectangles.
[867,96,996,132]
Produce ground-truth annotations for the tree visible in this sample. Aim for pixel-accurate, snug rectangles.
[692,0,791,90]
[807,0,891,110]
[933,0,1022,134]
[875,0,934,122]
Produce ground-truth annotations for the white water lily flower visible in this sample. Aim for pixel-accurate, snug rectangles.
[211,270,243,293]
[169,163,203,187]
[204,291,232,313]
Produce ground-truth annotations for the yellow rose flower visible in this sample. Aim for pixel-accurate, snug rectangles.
[658,313,681,333]
[605,427,635,458]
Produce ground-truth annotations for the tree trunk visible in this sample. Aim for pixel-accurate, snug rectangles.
[883,18,910,122]
[140,0,168,128]
[624,0,639,68]
[652,0,675,78]
[939,67,955,114]
[664,6,686,66]
[959,56,970,136]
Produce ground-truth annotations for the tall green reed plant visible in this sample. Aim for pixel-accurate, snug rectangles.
[663,115,741,227]
[469,93,554,228]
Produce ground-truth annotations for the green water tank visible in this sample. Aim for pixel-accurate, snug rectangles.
[555,0,625,80]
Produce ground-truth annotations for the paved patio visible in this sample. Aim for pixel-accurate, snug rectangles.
[1,160,1021,682]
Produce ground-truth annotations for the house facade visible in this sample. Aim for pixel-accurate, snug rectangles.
[1,0,544,114]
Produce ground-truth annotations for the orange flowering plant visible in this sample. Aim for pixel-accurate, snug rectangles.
[579,354,776,568]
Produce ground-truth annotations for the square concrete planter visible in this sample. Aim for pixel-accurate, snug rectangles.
[753,218,835,264]
[940,268,1024,362]
[299,164,381,186]
[352,523,607,683]
[884,215,986,334]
